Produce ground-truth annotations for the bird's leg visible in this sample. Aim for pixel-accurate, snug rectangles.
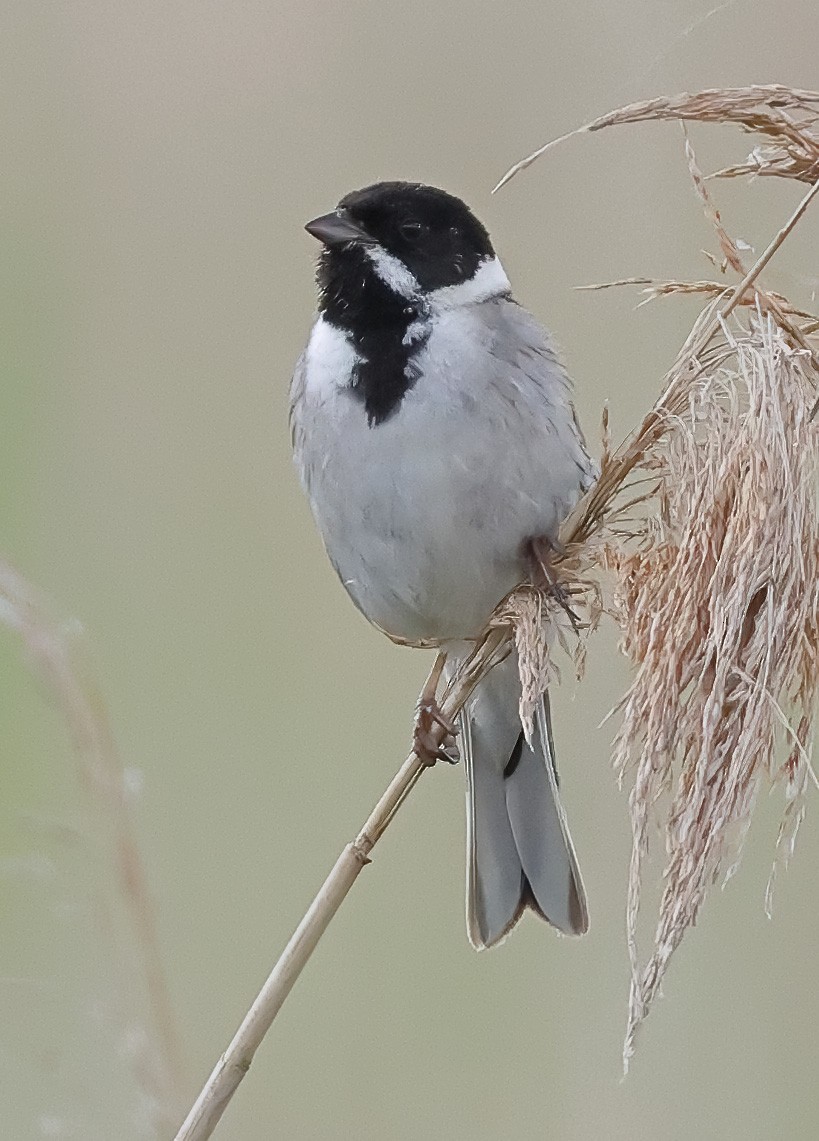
[527,535,581,634]
[413,651,460,766]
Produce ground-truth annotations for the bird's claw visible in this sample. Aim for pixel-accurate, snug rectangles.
[413,698,460,766]
[528,535,581,633]
[546,578,581,631]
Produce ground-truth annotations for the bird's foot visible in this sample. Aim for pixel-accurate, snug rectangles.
[413,698,460,766]
[527,535,581,634]
[413,652,459,766]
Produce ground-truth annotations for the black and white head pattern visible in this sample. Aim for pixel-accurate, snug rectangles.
[306,182,512,425]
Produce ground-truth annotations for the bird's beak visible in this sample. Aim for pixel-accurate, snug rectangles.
[304,209,375,247]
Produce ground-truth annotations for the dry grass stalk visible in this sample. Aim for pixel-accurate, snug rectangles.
[0,559,184,1132]
[683,123,746,274]
[173,633,511,1141]
[493,85,819,192]
[497,85,819,1065]
[578,277,819,323]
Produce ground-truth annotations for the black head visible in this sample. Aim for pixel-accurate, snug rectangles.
[306,181,497,301]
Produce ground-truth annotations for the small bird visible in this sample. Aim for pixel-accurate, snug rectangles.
[290,182,592,947]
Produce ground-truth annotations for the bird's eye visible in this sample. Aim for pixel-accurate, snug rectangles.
[398,218,425,242]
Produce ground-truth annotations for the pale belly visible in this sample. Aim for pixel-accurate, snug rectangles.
[300,392,579,642]
[293,304,589,642]
[316,468,533,642]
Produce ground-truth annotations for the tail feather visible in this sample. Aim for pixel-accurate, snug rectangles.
[460,653,587,949]
[462,711,527,947]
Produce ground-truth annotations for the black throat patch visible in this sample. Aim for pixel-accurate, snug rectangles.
[318,247,431,426]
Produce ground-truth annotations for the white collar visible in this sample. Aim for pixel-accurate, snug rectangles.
[365,248,512,310]
[429,257,511,310]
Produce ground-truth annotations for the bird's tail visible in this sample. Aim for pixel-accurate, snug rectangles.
[459,652,588,949]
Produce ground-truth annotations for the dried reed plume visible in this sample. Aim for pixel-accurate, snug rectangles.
[493,84,819,192]
[604,311,817,1065]
[178,85,819,1135]
[498,85,819,1065]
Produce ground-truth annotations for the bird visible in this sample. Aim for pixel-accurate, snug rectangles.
[290,181,593,948]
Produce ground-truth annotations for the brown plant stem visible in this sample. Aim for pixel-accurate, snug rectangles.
[174,633,509,1141]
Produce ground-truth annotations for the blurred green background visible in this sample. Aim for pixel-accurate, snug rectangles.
[2,2,819,1138]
